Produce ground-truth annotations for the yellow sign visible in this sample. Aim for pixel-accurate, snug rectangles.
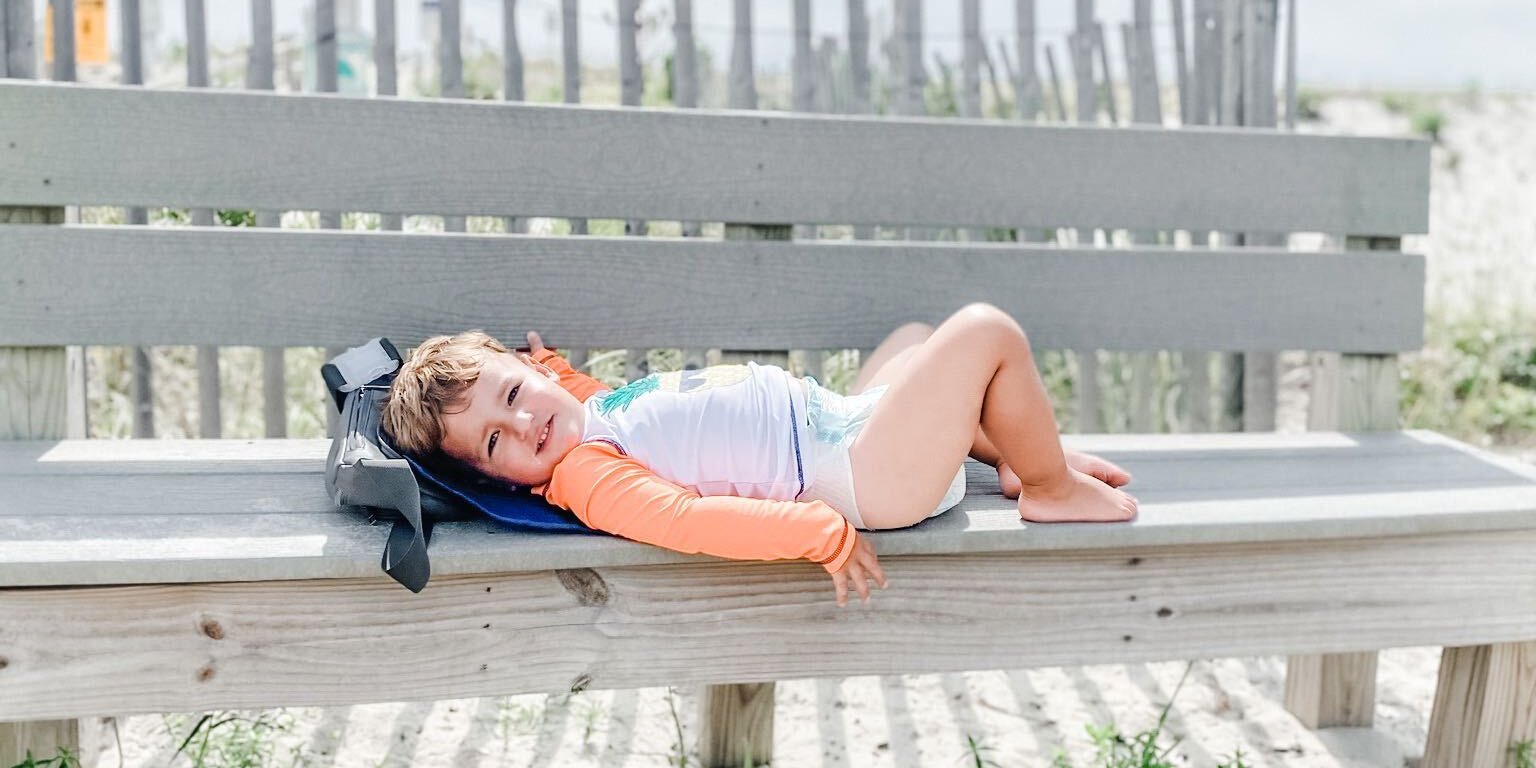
[44,0,109,65]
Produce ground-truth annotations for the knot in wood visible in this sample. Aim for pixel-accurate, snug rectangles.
[201,618,225,640]
[196,665,216,682]
[556,568,610,606]
[0,657,8,670]
[570,673,592,693]
[1157,607,1174,618]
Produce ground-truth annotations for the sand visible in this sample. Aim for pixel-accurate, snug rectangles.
[85,92,1535,768]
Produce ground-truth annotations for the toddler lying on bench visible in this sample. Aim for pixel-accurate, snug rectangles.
[382,303,1136,607]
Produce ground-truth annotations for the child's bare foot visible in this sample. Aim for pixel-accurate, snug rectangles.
[997,451,1131,498]
[1017,467,1138,523]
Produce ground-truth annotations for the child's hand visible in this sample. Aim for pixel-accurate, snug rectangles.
[521,331,550,356]
[830,534,887,606]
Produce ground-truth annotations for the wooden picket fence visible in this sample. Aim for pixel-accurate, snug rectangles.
[6,0,1300,442]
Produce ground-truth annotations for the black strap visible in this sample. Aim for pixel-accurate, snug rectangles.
[360,458,432,593]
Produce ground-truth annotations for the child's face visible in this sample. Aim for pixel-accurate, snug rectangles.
[438,350,584,488]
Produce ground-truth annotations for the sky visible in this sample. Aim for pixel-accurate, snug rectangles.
[38,0,1536,92]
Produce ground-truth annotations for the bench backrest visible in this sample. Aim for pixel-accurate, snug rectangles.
[1,81,1428,357]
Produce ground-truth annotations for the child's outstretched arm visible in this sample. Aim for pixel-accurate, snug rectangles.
[520,331,611,403]
[542,440,860,580]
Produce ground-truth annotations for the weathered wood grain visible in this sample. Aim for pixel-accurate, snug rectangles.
[182,0,223,440]
[3,0,33,78]
[1422,641,1536,768]
[1285,234,1404,728]
[561,0,586,235]
[0,227,1425,351]
[50,0,73,81]
[616,0,643,237]
[4,430,1536,587]
[1170,0,1190,124]
[0,0,9,78]
[0,78,78,768]
[0,82,1431,235]
[2,526,1534,722]
[729,0,755,109]
[249,0,287,438]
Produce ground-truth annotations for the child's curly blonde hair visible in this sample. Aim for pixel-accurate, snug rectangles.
[383,330,513,458]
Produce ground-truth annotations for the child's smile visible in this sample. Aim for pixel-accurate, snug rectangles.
[438,350,585,488]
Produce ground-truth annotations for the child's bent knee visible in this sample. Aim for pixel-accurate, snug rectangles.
[958,302,1032,345]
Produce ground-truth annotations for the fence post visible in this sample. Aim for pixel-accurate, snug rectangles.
[504,0,526,234]
[787,0,824,381]
[1240,0,1280,431]
[617,0,643,243]
[1067,0,1102,433]
[0,4,95,764]
[1122,0,1162,433]
[561,0,586,236]
[181,0,225,438]
[244,0,289,436]
[614,0,649,382]
[846,0,874,240]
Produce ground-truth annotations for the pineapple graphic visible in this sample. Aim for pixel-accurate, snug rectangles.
[596,365,754,415]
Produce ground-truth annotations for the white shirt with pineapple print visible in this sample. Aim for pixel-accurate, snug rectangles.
[579,362,815,501]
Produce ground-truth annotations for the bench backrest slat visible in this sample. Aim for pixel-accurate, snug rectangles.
[0,82,1430,236]
[0,226,1424,352]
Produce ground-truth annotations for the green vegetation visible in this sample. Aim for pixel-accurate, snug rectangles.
[1379,91,1415,115]
[160,710,303,768]
[1412,107,1447,142]
[5,749,80,768]
[1401,308,1536,444]
[1293,87,1324,121]
[1513,738,1535,768]
[216,209,256,227]
[1460,79,1484,111]
[926,55,960,117]
[1042,662,1251,768]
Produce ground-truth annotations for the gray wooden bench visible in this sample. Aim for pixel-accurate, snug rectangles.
[3,80,1534,768]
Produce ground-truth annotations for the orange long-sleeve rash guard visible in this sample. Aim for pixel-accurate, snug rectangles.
[524,349,860,575]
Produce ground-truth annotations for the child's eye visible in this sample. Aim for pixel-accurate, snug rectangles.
[489,385,519,457]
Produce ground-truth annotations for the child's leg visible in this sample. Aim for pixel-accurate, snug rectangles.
[852,322,934,395]
[854,322,1014,466]
[854,322,1132,497]
[847,303,1138,529]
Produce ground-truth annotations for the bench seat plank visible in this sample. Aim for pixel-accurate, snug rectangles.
[3,430,1534,587]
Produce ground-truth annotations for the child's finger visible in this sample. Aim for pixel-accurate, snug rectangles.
[526,331,544,350]
[849,565,870,603]
[833,573,848,606]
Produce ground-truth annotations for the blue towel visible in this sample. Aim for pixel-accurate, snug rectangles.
[400,449,600,534]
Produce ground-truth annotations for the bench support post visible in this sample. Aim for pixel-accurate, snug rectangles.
[1283,234,1402,728]
[1422,641,1536,768]
[698,681,776,768]
[0,204,96,766]
[1282,651,1378,729]
[0,719,105,768]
